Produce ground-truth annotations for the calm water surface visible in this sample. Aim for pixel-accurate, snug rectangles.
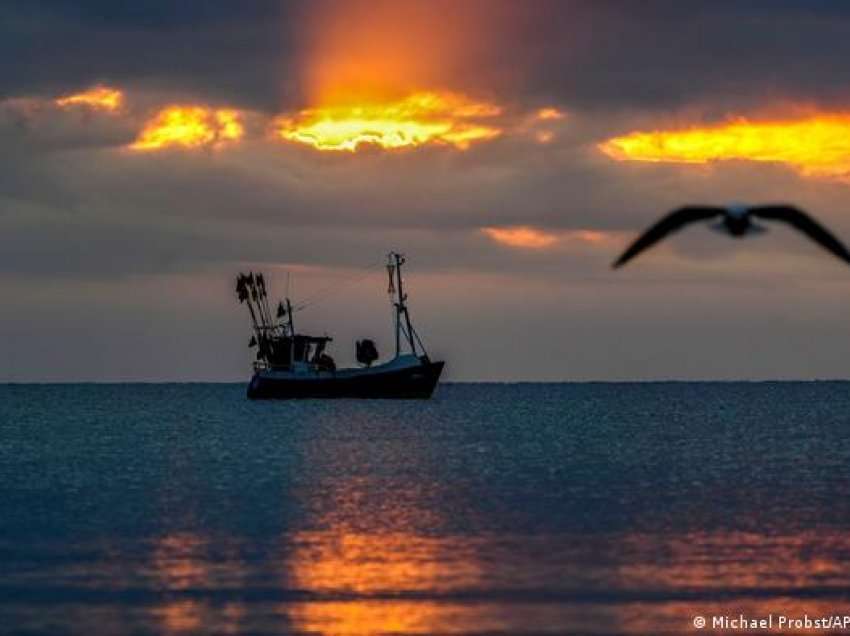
[2,383,850,635]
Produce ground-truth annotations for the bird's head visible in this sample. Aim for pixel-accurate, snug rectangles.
[726,203,749,219]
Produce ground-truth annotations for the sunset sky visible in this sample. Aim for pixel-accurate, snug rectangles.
[4,0,850,381]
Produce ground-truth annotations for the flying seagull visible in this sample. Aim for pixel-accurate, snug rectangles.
[613,204,850,269]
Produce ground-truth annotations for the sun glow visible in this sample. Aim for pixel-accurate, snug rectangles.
[599,113,850,180]
[272,91,502,152]
[130,106,244,151]
[55,86,123,111]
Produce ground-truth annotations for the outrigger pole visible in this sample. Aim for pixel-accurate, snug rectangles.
[238,272,286,355]
[237,273,260,333]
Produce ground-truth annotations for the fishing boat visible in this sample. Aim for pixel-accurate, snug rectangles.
[237,252,444,399]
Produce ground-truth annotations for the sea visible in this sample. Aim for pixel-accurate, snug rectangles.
[2,382,850,635]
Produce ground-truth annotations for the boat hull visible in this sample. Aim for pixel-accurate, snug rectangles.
[247,357,444,400]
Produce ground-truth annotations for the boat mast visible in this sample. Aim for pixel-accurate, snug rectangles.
[388,252,428,359]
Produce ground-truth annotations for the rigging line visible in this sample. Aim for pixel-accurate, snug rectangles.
[292,259,385,313]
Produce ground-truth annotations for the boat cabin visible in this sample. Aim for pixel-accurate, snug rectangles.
[259,334,334,371]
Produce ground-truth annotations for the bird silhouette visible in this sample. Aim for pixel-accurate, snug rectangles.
[613,204,850,268]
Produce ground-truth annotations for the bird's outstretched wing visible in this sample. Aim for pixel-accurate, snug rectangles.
[612,206,724,269]
[752,205,850,265]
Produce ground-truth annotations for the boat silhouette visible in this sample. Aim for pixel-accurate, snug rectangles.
[237,252,444,399]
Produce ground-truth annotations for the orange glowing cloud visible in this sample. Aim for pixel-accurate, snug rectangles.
[536,107,565,121]
[130,106,244,151]
[515,106,567,144]
[599,113,850,180]
[55,85,123,111]
[483,226,614,250]
[482,226,559,249]
[272,91,502,152]
[569,230,611,244]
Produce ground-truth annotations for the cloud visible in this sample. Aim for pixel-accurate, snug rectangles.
[0,1,294,111]
[482,226,616,250]
[0,94,134,152]
[482,226,559,249]
[271,91,503,152]
[0,80,561,157]
[130,106,244,151]
[600,111,850,182]
[513,2,850,114]
[55,85,124,111]
[8,1,850,118]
